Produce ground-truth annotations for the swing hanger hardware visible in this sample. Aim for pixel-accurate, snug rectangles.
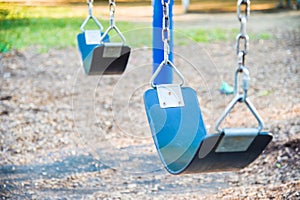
[80,0,104,32]
[234,63,250,101]
[150,0,185,88]
[215,0,264,133]
[215,92,264,133]
[150,60,185,88]
[99,0,126,44]
[235,0,250,101]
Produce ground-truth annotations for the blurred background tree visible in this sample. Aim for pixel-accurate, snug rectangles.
[2,0,297,12]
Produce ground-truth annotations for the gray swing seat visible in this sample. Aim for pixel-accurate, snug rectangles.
[83,43,130,75]
[184,129,272,173]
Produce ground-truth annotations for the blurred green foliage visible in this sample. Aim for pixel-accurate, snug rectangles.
[0,3,272,53]
[0,4,139,52]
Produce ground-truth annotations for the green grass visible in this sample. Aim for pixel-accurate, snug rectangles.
[1,17,79,52]
[180,28,228,43]
[0,4,142,52]
[179,28,273,44]
[0,4,273,53]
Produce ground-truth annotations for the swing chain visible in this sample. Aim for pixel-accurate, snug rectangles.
[162,0,171,63]
[216,0,265,132]
[237,0,250,21]
[109,0,116,26]
[236,0,250,57]
[234,62,250,101]
[150,0,185,88]
[87,0,94,5]
[235,0,250,101]
[87,0,93,17]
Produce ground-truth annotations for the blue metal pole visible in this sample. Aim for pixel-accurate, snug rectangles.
[152,0,173,85]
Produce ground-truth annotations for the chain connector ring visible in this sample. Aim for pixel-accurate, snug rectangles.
[236,33,249,55]
[237,0,250,21]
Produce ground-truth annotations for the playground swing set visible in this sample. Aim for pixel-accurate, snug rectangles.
[77,0,272,175]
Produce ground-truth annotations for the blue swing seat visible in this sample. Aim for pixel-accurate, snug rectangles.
[77,32,131,75]
[144,87,272,174]
[78,32,129,75]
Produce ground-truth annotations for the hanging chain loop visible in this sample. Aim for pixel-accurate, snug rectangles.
[80,0,103,31]
[162,0,171,64]
[99,0,126,44]
[216,0,265,132]
[109,0,116,26]
[235,0,250,101]
[87,0,93,16]
[237,0,250,21]
[236,0,250,56]
[150,0,185,87]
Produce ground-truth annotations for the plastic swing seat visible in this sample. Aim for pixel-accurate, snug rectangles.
[77,0,130,75]
[144,62,272,175]
[77,31,130,75]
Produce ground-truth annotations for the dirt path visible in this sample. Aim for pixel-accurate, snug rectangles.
[0,10,299,199]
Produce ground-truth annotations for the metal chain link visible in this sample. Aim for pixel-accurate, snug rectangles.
[162,0,171,63]
[87,0,94,17]
[109,0,116,26]
[236,0,250,60]
[150,0,185,87]
[234,0,251,101]
[215,0,265,132]
[87,0,94,5]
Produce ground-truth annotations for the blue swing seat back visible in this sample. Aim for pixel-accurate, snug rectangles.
[77,32,109,61]
[144,87,207,174]
[144,87,272,174]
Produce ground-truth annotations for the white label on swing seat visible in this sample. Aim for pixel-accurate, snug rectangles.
[103,44,122,58]
[157,84,184,108]
[215,128,258,152]
[85,30,101,45]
